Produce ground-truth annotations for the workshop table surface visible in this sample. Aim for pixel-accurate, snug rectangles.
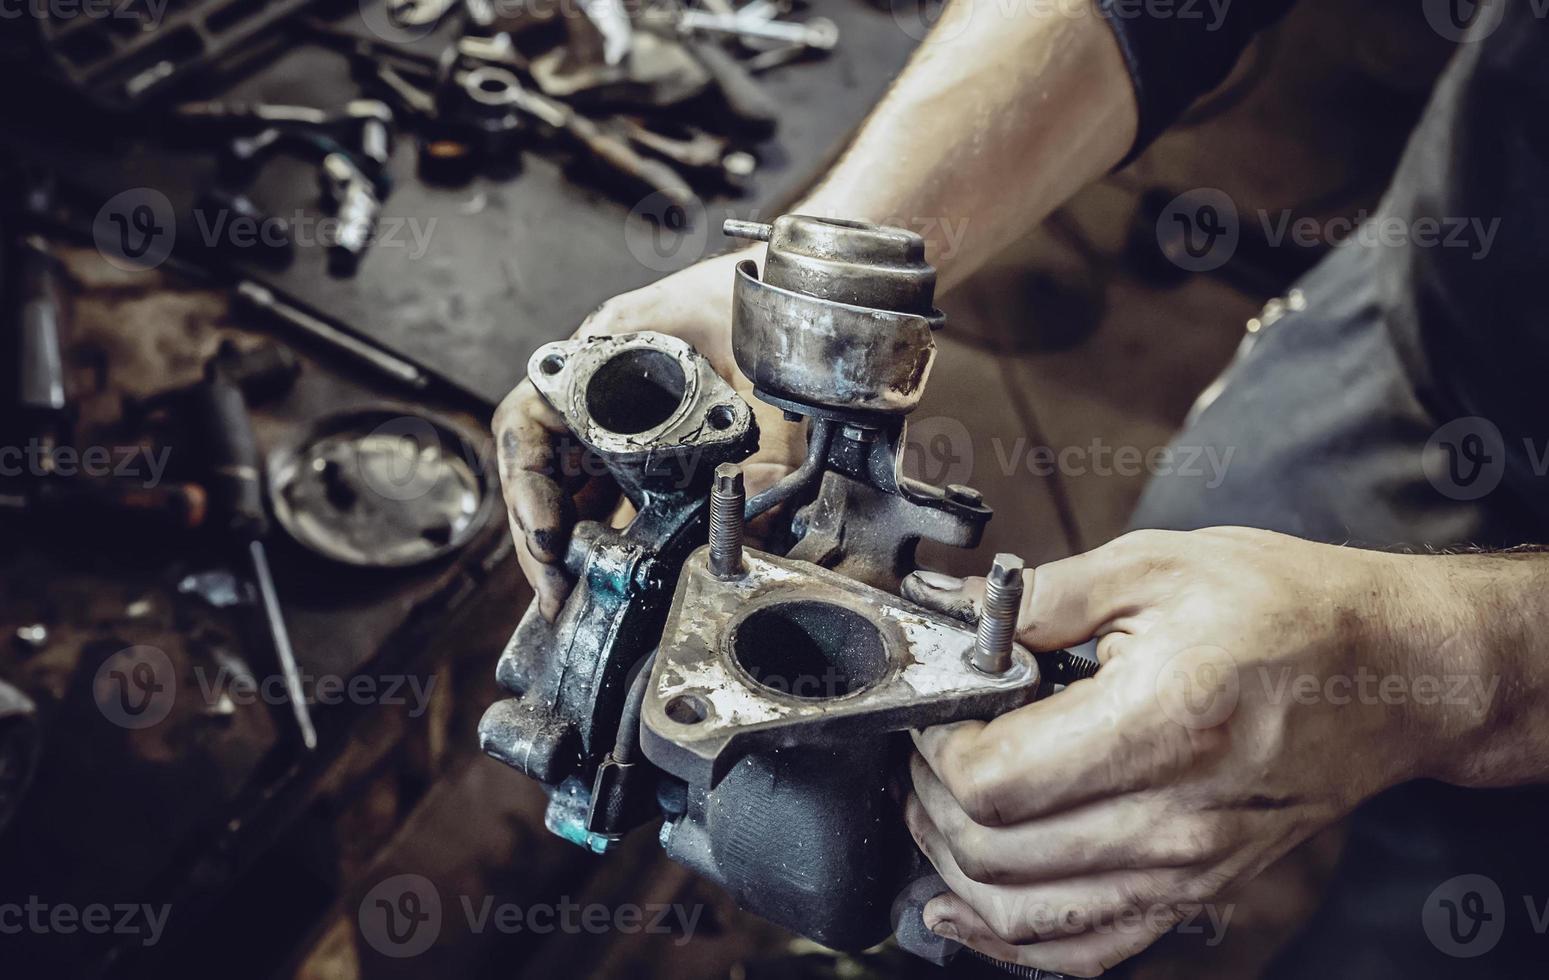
[1,0,921,407]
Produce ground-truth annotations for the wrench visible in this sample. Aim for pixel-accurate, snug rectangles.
[674,11,839,50]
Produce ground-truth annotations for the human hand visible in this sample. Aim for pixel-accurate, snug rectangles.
[492,249,807,620]
[900,528,1483,976]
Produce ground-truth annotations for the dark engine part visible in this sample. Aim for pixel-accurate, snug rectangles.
[479,331,758,851]
[481,214,1038,952]
[645,549,1038,950]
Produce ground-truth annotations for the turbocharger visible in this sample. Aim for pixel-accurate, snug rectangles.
[480,214,1047,953]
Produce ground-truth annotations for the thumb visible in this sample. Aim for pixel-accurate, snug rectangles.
[900,571,983,624]
[902,538,1163,652]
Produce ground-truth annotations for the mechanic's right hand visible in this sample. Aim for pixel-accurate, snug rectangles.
[493,248,808,621]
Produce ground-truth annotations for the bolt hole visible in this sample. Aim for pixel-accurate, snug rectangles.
[706,404,735,430]
[665,693,709,725]
[539,354,565,376]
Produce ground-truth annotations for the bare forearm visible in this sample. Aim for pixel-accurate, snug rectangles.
[795,0,1137,293]
[1408,552,1549,788]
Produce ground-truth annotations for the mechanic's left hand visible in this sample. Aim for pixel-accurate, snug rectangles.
[900,527,1479,977]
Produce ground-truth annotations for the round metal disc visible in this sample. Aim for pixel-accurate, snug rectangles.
[269,408,492,568]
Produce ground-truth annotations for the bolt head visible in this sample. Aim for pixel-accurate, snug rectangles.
[946,484,984,507]
[714,462,744,489]
[989,553,1025,584]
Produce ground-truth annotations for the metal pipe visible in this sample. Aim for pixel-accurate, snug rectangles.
[744,416,835,520]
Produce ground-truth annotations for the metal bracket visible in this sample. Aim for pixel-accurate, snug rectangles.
[641,548,1039,786]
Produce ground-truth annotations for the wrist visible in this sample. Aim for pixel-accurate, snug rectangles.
[1387,554,1542,787]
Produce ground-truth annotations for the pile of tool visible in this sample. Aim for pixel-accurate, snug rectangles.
[168,0,838,277]
[0,163,496,771]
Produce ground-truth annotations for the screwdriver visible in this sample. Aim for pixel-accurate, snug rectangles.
[189,359,317,751]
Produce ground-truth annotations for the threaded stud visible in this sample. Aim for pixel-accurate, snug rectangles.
[973,554,1025,674]
[709,463,746,579]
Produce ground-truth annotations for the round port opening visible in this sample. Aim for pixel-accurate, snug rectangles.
[585,349,687,435]
[732,601,888,700]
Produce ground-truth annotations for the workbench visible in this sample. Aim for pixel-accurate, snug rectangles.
[0,3,920,975]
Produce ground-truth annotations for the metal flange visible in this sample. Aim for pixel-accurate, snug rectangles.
[640,548,1039,785]
[527,332,757,500]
